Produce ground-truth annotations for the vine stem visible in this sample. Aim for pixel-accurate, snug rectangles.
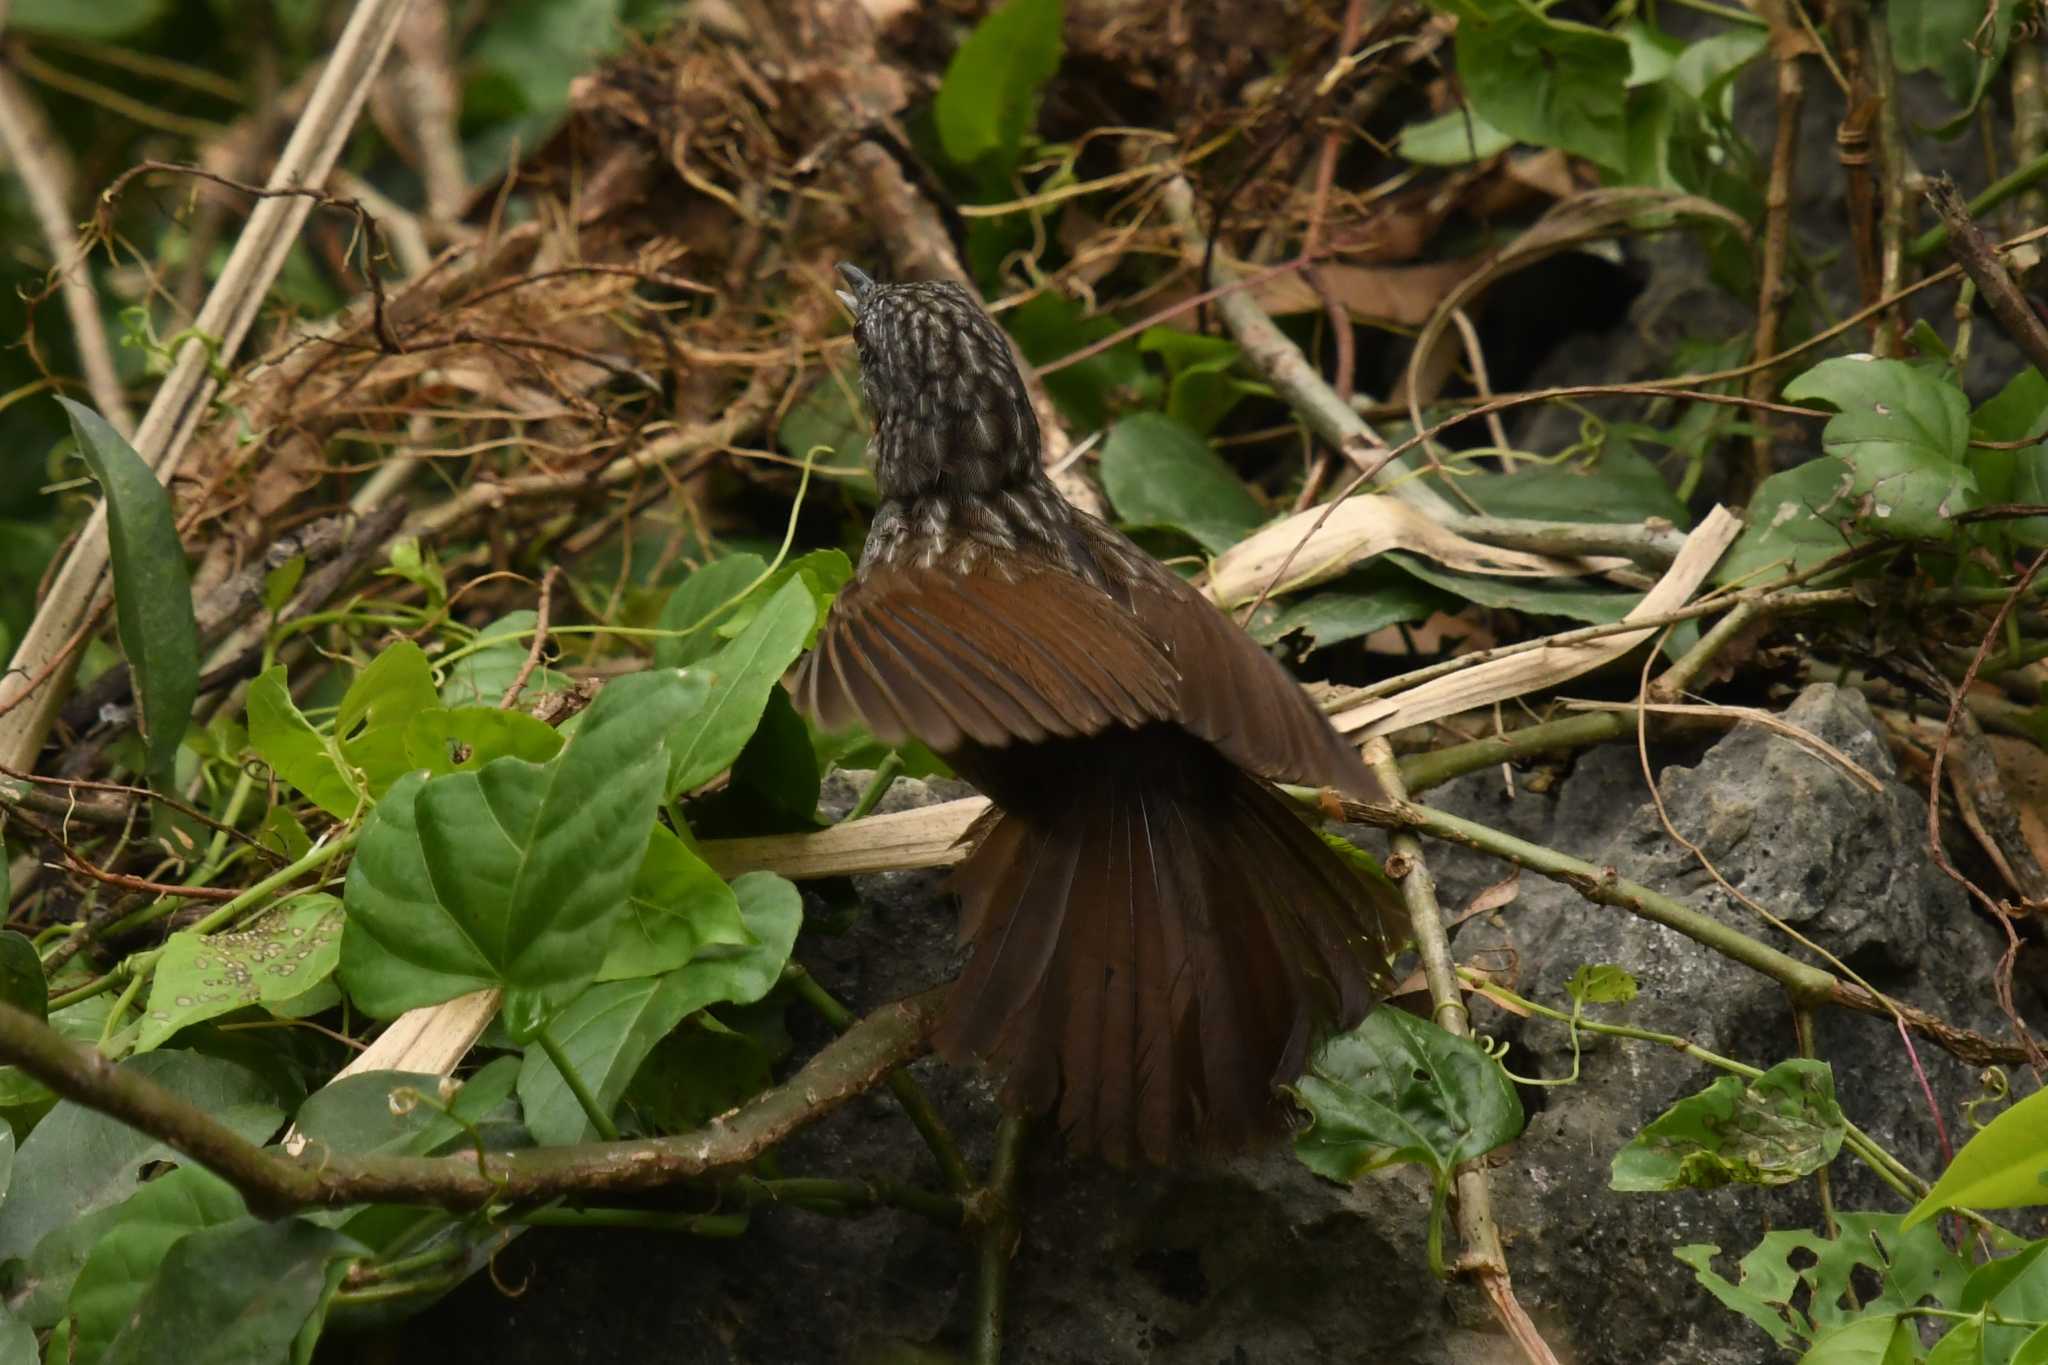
[972,1115,1028,1365]
[536,1025,618,1142]
[783,963,974,1194]
[1363,741,1561,1365]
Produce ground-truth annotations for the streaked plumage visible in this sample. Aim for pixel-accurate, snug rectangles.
[789,266,1393,1163]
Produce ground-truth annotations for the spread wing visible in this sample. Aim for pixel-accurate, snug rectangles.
[790,520,1384,804]
[788,559,1181,754]
[1106,530,1383,803]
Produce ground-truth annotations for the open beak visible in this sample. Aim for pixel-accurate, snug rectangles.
[835,262,876,315]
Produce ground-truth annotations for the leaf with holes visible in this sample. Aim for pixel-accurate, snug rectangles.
[334,642,440,799]
[1780,356,1975,542]
[136,895,343,1052]
[0,1051,284,1268]
[1676,1213,1969,1349]
[1612,1059,1844,1191]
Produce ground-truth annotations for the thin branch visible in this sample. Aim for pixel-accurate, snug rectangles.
[1746,0,1807,494]
[971,1115,1028,1365]
[0,988,945,1217]
[1362,740,1560,1365]
[1928,174,2048,377]
[0,62,134,434]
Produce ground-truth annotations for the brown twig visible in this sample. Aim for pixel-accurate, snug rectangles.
[0,988,945,1217]
[1922,548,2048,1068]
[498,567,558,710]
[1928,174,2048,377]
[1746,0,1808,494]
[1362,740,1561,1365]
[1868,3,1910,354]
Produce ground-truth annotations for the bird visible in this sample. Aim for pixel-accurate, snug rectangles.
[788,264,1397,1164]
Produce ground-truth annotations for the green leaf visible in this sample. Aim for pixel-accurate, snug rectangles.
[1679,1215,1971,1348]
[1248,580,1444,654]
[1292,1008,1524,1184]
[136,894,343,1052]
[1672,1245,1797,1348]
[1384,553,1639,626]
[335,643,440,799]
[2016,1322,2048,1365]
[8,0,168,39]
[1101,414,1266,555]
[517,975,703,1145]
[654,554,768,670]
[1396,106,1515,165]
[401,706,565,776]
[1892,0,2019,121]
[65,1165,249,1365]
[626,1008,784,1132]
[1137,329,1261,435]
[1443,0,1631,170]
[99,1218,349,1365]
[1905,1085,2048,1226]
[1781,356,1976,540]
[1007,292,1157,430]
[0,1301,30,1365]
[1565,964,1638,1006]
[727,688,822,824]
[59,399,197,802]
[1716,457,1862,584]
[934,0,1064,171]
[261,555,305,613]
[597,824,748,982]
[1969,368,2048,547]
[248,667,357,820]
[339,669,704,1040]
[661,872,803,1011]
[1926,1314,1987,1365]
[726,551,853,651]
[1610,1058,1845,1192]
[0,1051,283,1265]
[666,577,816,796]
[468,0,627,118]
[440,612,568,706]
[777,379,873,489]
[1796,1315,1918,1365]
[379,537,446,607]
[0,932,46,1022]
[523,872,800,1142]
[292,1059,522,1160]
[1450,448,1688,527]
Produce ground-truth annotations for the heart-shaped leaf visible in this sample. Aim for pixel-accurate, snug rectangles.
[340,668,706,1040]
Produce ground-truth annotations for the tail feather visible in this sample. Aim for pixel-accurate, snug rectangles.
[933,729,1389,1164]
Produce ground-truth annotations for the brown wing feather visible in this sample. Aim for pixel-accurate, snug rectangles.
[1076,517,1384,802]
[789,559,1181,748]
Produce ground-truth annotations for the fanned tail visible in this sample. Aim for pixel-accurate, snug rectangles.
[934,728,1390,1165]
